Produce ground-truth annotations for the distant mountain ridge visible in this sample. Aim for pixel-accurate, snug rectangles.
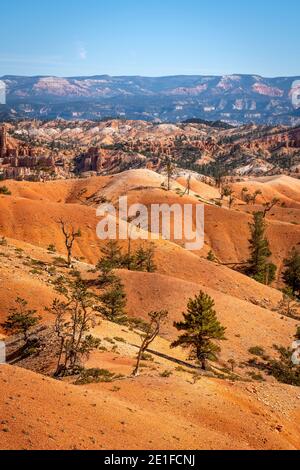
[0,74,300,125]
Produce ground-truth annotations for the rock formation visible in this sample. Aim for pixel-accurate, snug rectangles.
[0,124,69,180]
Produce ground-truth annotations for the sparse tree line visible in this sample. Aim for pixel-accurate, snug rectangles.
[246,207,300,296]
[207,193,300,298]
[1,285,228,379]
[1,210,299,385]
[0,219,229,379]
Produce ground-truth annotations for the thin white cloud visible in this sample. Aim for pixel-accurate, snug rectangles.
[78,44,87,60]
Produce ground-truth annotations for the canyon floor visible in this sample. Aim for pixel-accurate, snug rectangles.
[0,169,299,450]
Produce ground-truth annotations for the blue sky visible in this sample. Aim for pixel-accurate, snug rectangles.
[0,0,299,77]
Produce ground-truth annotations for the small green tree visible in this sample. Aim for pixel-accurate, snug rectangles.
[133,244,157,273]
[2,298,40,343]
[247,211,277,285]
[0,186,11,196]
[97,240,126,287]
[98,279,127,322]
[283,248,300,298]
[132,246,148,271]
[123,235,135,271]
[144,245,157,273]
[171,291,226,370]
[99,240,124,269]
[207,250,216,262]
[96,259,118,288]
[132,310,168,377]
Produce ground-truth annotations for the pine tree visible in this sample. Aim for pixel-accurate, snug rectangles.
[2,298,40,343]
[98,279,127,322]
[99,240,124,269]
[97,240,127,288]
[171,291,226,370]
[133,246,148,271]
[283,248,300,298]
[96,259,118,288]
[133,244,157,273]
[98,264,118,288]
[144,244,157,273]
[247,211,277,285]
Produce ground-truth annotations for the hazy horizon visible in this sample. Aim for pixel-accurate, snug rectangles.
[1,73,300,79]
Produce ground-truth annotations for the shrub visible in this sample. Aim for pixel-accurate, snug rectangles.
[247,371,265,382]
[113,337,126,344]
[75,368,124,385]
[160,370,172,378]
[0,186,11,196]
[248,346,265,357]
[141,352,154,362]
[266,346,300,386]
[247,341,300,387]
[53,256,68,267]
[126,316,149,332]
[207,250,216,262]
[0,237,7,246]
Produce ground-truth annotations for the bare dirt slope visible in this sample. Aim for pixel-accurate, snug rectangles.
[1,365,299,450]
[232,175,300,208]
